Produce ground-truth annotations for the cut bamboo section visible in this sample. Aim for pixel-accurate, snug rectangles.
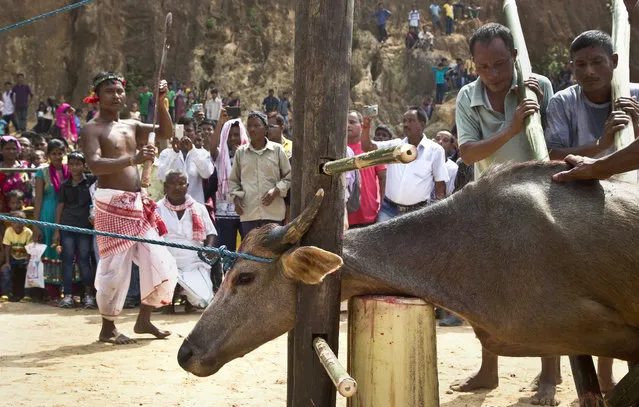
[503,0,549,162]
[347,296,439,407]
[611,0,637,183]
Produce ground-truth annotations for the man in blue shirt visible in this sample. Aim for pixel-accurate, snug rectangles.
[372,2,392,43]
[429,3,442,32]
[431,58,452,104]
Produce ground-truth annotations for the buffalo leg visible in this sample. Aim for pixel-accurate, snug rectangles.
[569,355,605,407]
[605,362,639,407]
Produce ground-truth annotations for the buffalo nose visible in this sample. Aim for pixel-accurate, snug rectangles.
[177,341,194,370]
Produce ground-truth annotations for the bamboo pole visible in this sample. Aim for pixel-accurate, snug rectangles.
[0,168,39,173]
[321,144,417,175]
[313,337,357,398]
[503,0,549,162]
[611,0,637,183]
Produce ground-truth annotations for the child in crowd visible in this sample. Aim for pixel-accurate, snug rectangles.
[1,211,32,302]
[53,152,97,308]
[32,150,47,167]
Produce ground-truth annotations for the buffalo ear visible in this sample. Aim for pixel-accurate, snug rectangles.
[280,246,344,285]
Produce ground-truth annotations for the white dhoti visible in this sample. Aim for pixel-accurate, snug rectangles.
[94,189,178,320]
[170,246,214,309]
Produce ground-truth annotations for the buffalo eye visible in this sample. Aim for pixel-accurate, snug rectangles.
[233,272,255,286]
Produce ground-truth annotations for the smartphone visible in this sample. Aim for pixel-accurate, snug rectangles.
[363,105,378,118]
[175,124,184,140]
[227,106,241,119]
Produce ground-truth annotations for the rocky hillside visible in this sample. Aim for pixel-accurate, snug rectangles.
[1,0,637,133]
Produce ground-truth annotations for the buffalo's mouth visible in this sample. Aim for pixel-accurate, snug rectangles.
[177,339,226,377]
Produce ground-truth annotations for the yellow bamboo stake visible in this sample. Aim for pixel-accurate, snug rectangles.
[611,0,637,183]
[503,0,549,162]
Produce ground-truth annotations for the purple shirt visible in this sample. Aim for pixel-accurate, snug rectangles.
[12,84,32,109]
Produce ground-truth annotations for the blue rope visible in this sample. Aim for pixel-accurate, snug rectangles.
[0,0,95,34]
[0,214,276,267]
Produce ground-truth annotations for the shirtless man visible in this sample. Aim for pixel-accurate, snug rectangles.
[82,72,177,344]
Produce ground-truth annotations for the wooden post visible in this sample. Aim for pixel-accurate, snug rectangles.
[287,0,354,405]
[605,364,639,407]
[503,0,549,162]
[611,0,637,183]
[568,356,606,407]
[347,296,439,407]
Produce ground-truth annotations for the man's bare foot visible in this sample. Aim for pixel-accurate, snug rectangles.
[521,372,563,392]
[450,370,499,392]
[134,320,171,339]
[530,381,560,406]
[598,377,617,394]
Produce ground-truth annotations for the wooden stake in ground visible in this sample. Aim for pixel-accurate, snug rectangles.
[287,0,354,405]
[503,0,549,162]
[611,0,637,183]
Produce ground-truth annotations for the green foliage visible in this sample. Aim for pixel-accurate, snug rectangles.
[206,17,217,30]
[201,54,216,74]
[536,45,570,82]
[124,63,144,93]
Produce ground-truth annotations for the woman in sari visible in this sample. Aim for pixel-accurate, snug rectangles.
[32,138,70,301]
[55,104,78,148]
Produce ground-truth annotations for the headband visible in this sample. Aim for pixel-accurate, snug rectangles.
[248,111,268,128]
[83,74,126,105]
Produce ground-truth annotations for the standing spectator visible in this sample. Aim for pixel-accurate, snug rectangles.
[432,59,452,104]
[205,88,223,121]
[372,2,392,43]
[53,151,97,309]
[168,85,176,122]
[361,107,449,222]
[267,112,293,158]
[453,1,465,19]
[2,211,32,302]
[17,136,33,164]
[261,89,280,113]
[418,25,435,51]
[422,95,435,119]
[453,58,467,89]
[12,74,33,131]
[2,82,18,133]
[86,104,98,122]
[434,130,459,196]
[138,86,152,123]
[32,138,70,302]
[455,23,555,400]
[467,1,481,18]
[157,170,217,309]
[226,91,240,107]
[130,102,141,121]
[555,61,574,91]
[157,117,214,204]
[373,124,395,141]
[175,85,186,121]
[443,2,455,35]
[229,111,291,236]
[277,91,293,126]
[429,3,443,32]
[348,111,386,227]
[210,110,249,251]
[408,5,420,35]
[55,104,78,147]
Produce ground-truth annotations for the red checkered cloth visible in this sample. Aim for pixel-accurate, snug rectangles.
[94,189,167,258]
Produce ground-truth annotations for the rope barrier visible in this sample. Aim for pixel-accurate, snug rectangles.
[0,214,276,268]
[0,0,95,34]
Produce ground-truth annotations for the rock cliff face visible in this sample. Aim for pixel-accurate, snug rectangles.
[1,0,637,132]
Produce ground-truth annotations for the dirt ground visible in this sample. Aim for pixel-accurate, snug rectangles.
[0,302,629,407]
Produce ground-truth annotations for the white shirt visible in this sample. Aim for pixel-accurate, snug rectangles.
[157,147,215,204]
[2,91,14,115]
[156,197,217,267]
[205,97,223,120]
[376,136,449,205]
[408,10,420,27]
[444,158,458,196]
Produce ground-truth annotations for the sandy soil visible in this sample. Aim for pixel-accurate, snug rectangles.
[0,302,629,407]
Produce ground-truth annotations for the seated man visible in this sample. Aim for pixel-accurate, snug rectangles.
[157,170,217,310]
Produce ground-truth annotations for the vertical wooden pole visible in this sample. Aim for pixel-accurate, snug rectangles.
[287,0,354,406]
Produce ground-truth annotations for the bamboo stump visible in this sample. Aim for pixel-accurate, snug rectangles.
[348,296,439,407]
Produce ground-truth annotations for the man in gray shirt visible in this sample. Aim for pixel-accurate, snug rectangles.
[545,30,639,161]
[545,29,639,393]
